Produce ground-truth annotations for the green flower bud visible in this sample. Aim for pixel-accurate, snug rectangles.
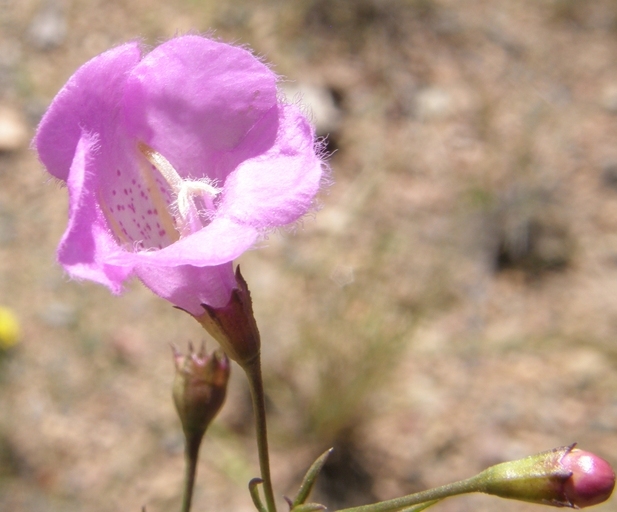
[476,444,615,508]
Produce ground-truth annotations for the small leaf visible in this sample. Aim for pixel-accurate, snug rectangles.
[293,448,334,508]
[249,478,269,512]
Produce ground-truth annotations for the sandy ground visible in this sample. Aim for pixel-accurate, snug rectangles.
[1,1,617,511]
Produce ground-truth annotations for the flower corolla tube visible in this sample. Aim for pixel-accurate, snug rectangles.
[34,36,325,314]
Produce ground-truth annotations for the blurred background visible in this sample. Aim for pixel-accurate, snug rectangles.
[1,0,617,511]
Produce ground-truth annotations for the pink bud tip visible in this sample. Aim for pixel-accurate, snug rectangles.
[562,449,616,508]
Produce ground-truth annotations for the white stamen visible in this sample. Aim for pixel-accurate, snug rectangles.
[138,142,220,237]
[177,180,220,221]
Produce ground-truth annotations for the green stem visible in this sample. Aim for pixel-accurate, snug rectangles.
[398,500,439,512]
[244,355,277,512]
[181,435,202,512]
[336,476,481,512]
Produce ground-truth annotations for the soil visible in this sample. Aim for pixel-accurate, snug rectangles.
[1,1,617,511]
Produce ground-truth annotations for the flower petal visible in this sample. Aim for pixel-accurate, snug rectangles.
[34,42,142,180]
[107,216,259,267]
[122,36,278,181]
[58,133,132,291]
[136,261,237,314]
[96,139,179,251]
[217,103,324,228]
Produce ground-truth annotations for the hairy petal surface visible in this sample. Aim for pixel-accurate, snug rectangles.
[218,103,323,228]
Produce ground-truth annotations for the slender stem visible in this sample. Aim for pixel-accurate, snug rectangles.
[244,355,277,512]
[398,500,439,512]
[336,476,481,512]
[181,435,202,512]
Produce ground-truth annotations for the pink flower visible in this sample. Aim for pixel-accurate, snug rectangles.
[34,36,325,314]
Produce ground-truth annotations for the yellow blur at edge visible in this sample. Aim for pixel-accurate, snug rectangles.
[0,306,20,350]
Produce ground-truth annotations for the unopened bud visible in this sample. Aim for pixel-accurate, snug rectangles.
[561,448,616,507]
[475,444,615,508]
[193,267,261,368]
[172,343,230,447]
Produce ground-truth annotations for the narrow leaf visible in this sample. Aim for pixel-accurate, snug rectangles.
[293,448,334,508]
[249,477,269,512]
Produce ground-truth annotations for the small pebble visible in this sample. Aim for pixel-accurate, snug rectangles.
[330,264,355,287]
[415,87,453,121]
[28,5,67,50]
[0,106,28,153]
